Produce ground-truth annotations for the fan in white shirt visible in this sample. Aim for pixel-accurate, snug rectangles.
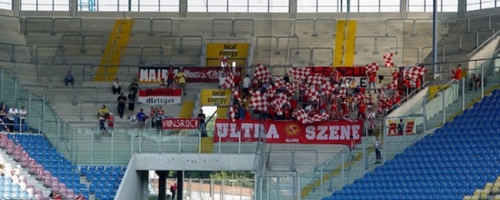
[7,107,18,121]
[18,107,27,122]
[218,72,226,88]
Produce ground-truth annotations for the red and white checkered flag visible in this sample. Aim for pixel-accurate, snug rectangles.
[353,93,366,102]
[250,90,267,111]
[310,112,330,123]
[386,80,398,90]
[292,109,312,124]
[220,56,228,67]
[232,88,242,104]
[285,82,296,96]
[305,87,320,102]
[321,81,337,97]
[265,85,277,99]
[274,76,286,88]
[229,106,235,122]
[365,62,380,73]
[383,53,395,68]
[221,72,235,89]
[335,87,348,99]
[307,73,325,87]
[254,64,272,83]
[404,66,427,80]
[289,67,311,81]
[272,93,289,114]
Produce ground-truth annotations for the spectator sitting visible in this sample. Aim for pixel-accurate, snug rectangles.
[112,78,122,95]
[64,70,74,86]
[159,78,167,87]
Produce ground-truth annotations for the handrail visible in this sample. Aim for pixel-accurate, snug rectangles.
[23,17,83,36]
[385,18,444,37]
[468,30,500,57]
[389,46,420,64]
[289,47,312,65]
[311,47,334,66]
[211,18,255,37]
[0,42,33,62]
[386,81,431,112]
[131,17,173,36]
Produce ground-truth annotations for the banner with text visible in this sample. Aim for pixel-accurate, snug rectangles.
[306,66,369,87]
[206,43,250,67]
[162,118,199,129]
[138,88,182,105]
[200,89,232,106]
[214,119,363,145]
[385,117,416,136]
[138,66,242,83]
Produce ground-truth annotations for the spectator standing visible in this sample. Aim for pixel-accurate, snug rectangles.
[367,71,377,93]
[283,73,290,83]
[65,70,74,86]
[7,106,18,132]
[348,136,356,163]
[167,66,175,87]
[374,138,382,164]
[177,69,187,95]
[149,107,156,128]
[136,109,146,128]
[197,109,206,130]
[170,183,178,200]
[357,100,366,120]
[454,64,462,80]
[218,72,226,88]
[156,107,164,130]
[112,78,122,95]
[117,93,127,118]
[18,106,27,125]
[128,92,136,116]
[107,112,114,135]
[242,74,251,98]
[129,79,139,97]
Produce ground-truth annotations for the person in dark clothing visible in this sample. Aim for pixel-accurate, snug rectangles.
[117,93,127,118]
[170,183,178,199]
[128,92,136,117]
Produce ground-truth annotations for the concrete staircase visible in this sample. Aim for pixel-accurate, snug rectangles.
[0,147,52,198]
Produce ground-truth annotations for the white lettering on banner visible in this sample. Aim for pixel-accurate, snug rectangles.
[163,119,199,128]
[305,125,361,141]
[217,122,358,140]
[139,69,177,82]
[216,123,280,139]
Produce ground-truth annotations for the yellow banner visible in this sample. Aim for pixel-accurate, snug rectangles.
[206,43,250,59]
[200,89,232,106]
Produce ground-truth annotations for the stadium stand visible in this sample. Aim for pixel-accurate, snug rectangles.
[325,89,500,200]
[4,133,125,200]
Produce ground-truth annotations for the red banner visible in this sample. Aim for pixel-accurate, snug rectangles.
[306,66,367,77]
[214,119,363,145]
[162,118,199,129]
[139,66,242,83]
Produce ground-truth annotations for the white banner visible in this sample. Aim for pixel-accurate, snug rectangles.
[138,96,181,105]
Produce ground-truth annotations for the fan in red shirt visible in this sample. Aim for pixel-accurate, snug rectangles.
[167,66,175,87]
[392,91,401,105]
[454,65,462,80]
[244,107,252,119]
[377,97,386,115]
[283,106,291,120]
[391,69,399,82]
[107,113,114,133]
[367,71,377,93]
[289,97,298,110]
[341,98,350,118]
[357,100,366,120]
[330,99,339,119]
[451,67,456,79]
[268,106,276,119]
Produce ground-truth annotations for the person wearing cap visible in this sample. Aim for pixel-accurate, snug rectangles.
[107,112,114,135]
